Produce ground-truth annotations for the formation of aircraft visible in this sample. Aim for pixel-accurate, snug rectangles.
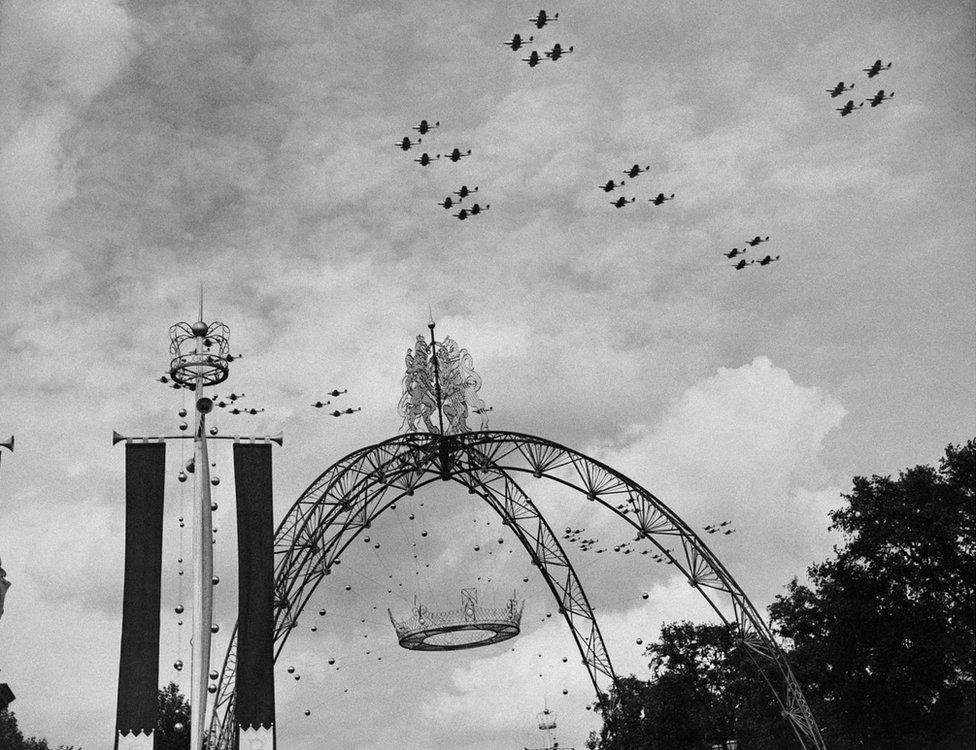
[505,10,574,68]
[396,136,420,151]
[455,203,490,221]
[600,164,674,211]
[312,390,347,409]
[828,60,895,117]
[446,148,471,163]
[414,152,438,166]
[729,236,779,270]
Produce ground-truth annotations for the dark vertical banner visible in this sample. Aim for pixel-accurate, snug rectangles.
[115,442,166,748]
[234,442,276,742]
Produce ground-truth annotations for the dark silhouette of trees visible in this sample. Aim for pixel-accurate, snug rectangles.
[155,681,190,750]
[0,707,77,749]
[587,440,975,750]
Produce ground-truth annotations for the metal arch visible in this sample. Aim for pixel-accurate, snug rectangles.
[209,435,617,747]
[209,431,825,750]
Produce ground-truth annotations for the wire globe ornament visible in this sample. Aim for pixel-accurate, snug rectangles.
[388,588,523,651]
[168,318,230,389]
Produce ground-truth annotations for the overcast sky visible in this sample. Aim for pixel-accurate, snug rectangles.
[0,0,973,748]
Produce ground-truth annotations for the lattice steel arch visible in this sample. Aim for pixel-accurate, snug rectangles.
[209,431,825,750]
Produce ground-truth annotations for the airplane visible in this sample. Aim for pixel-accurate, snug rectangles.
[530,10,558,29]
[326,389,347,397]
[454,208,469,220]
[312,401,331,408]
[330,408,361,417]
[756,255,780,266]
[611,196,636,208]
[827,81,855,98]
[649,192,674,206]
[446,148,471,162]
[523,50,543,67]
[454,185,478,199]
[439,196,455,209]
[503,33,533,51]
[624,164,650,178]
[723,529,736,535]
[837,99,863,116]
[719,521,731,527]
[867,89,894,107]
[733,259,753,270]
[863,59,892,78]
[414,152,439,166]
[745,236,769,246]
[545,43,573,61]
[412,120,439,135]
[723,248,745,259]
[396,136,420,151]
[598,179,624,192]
[469,203,490,215]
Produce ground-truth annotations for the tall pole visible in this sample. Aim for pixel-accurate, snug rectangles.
[428,321,446,436]
[189,371,214,747]
[188,286,216,748]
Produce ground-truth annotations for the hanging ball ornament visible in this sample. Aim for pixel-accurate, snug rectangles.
[319,609,326,616]
[208,684,217,694]
[174,660,183,671]
[211,624,219,633]
[178,408,187,418]
[211,502,218,511]
[212,575,220,585]
[178,422,188,431]
[209,427,218,436]
[210,670,218,680]
[191,320,209,337]
[287,666,295,674]
[642,592,649,600]
[175,605,184,615]
[174,722,184,731]
[328,658,335,665]
[178,471,188,483]
[305,710,311,716]
[211,477,220,486]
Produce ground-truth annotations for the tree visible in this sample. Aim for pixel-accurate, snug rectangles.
[0,707,77,749]
[588,623,790,749]
[770,439,975,749]
[156,682,190,750]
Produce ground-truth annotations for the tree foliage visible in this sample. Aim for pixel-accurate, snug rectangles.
[0,707,77,750]
[156,681,190,750]
[589,439,976,750]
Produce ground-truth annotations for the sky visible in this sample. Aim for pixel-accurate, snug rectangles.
[0,0,973,747]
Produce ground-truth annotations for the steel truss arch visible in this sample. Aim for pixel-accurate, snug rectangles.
[209,431,825,750]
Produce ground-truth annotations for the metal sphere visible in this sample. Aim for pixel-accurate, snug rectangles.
[174,660,183,671]
[305,710,311,716]
[196,397,213,414]
[178,422,188,431]
[319,609,326,616]
[211,477,220,486]
[209,426,218,436]
[175,605,184,614]
[208,684,217,694]
[191,321,209,337]
[311,626,317,632]
[174,722,185,731]
[211,624,219,633]
[212,576,220,585]
[328,658,335,665]
[563,689,569,695]
[211,502,218,511]
[287,666,295,674]
[178,408,187,418]
[210,670,219,680]
[178,472,187,482]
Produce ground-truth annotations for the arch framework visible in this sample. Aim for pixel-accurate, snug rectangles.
[209,431,825,749]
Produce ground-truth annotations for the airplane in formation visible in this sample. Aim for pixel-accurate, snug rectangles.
[454,204,490,220]
[745,236,769,246]
[723,248,745,258]
[523,50,542,67]
[446,148,471,162]
[827,81,855,98]
[439,196,455,209]
[454,185,478,199]
[611,196,636,208]
[863,59,892,78]
[598,180,624,192]
[504,33,533,51]
[733,259,752,270]
[412,120,439,135]
[867,89,894,107]
[649,192,674,206]
[469,203,489,216]
[415,152,439,166]
[756,255,780,266]
[836,99,863,116]
[396,136,420,151]
[624,164,650,178]
[546,43,573,61]
[530,10,558,29]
